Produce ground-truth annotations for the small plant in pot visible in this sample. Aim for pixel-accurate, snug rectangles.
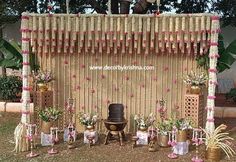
[78,112,98,131]
[183,71,208,94]
[156,118,174,147]
[175,118,193,142]
[134,113,155,132]
[39,107,62,134]
[202,124,235,161]
[34,70,53,92]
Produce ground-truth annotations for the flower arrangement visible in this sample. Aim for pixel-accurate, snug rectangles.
[183,71,208,86]
[157,99,167,121]
[202,124,236,159]
[38,107,62,122]
[78,112,98,126]
[156,119,174,135]
[175,118,193,130]
[34,71,53,84]
[134,113,156,129]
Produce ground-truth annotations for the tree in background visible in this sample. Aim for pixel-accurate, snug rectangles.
[213,0,236,27]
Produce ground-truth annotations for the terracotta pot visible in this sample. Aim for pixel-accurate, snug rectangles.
[206,147,221,161]
[177,130,188,142]
[190,86,201,94]
[41,121,52,134]
[37,83,48,92]
[158,134,169,147]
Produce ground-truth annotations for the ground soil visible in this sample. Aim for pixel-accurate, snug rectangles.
[0,112,235,162]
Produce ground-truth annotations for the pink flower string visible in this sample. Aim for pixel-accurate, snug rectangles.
[207,96,216,99]
[207,118,214,122]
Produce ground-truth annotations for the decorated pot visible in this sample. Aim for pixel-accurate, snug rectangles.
[190,85,201,94]
[41,121,52,134]
[139,126,148,132]
[86,125,95,131]
[158,134,169,147]
[206,147,221,161]
[37,83,48,92]
[177,130,188,142]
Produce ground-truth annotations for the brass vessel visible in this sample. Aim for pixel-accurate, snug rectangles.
[206,147,221,161]
[41,121,52,134]
[37,83,48,92]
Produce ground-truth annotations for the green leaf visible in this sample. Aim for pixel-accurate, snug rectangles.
[225,40,236,57]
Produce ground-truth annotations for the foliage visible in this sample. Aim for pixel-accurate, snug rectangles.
[213,0,236,27]
[183,71,208,86]
[202,124,236,159]
[34,70,53,84]
[0,75,22,101]
[174,0,210,13]
[38,107,62,122]
[156,118,174,136]
[217,36,236,73]
[0,38,40,71]
[134,113,156,128]
[174,118,193,130]
[226,88,236,102]
[78,112,98,126]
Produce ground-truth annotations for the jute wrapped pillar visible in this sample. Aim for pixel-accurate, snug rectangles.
[205,15,220,133]
[14,12,31,152]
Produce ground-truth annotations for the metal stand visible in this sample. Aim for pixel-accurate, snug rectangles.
[26,124,39,158]
[48,127,59,155]
[191,128,204,162]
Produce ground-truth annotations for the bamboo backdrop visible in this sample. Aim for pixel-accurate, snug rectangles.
[39,52,201,133]
[23,13,216,133]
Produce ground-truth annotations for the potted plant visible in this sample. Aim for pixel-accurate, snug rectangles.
[156,119,174,147]
[0,75,22,102]
[34,71,53,92]
[183,71,208,94]
[175,118,193,142]
[78,112,98,131]
[202,124,236,161]
[134,113,155,131]
[39,107,62,134]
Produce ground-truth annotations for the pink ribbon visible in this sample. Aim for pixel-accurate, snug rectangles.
[22,87,31,91]
[21,16,29,20]
[208,96,216,99]
[208,68,217,73]
[210,42,218,46]
[211,16,220,20]
[207,118,215,122]
[22,62,30,65]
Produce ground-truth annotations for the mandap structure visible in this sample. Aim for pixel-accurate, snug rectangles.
[15,12,220,152]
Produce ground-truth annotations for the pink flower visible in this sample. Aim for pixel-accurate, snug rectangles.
[72,74,76,78]
[86,77,91,81]
[101,74,106,79]
[64,60,68,65]
[76,85,81,90]
[91,89,95,94]
[124,76,129,81]
[81,64,85,68]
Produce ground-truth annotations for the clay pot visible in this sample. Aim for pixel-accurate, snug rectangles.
[37,83,48,92]
[206,147,221,161]
[158,134,169,147]
[177,130,188,142]
[41,121,52,134]
[190,85,201,94]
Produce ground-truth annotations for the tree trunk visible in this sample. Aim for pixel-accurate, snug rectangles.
[120,1,131,14]
[111,0,119,14]
[0,27,6,76]
[133,0,152,14]
[86,0,107,14]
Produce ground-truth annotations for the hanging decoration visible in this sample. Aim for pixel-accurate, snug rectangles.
[22,13,219,56]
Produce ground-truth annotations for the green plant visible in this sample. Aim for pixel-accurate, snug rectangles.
[226,88,236,102]
[156,118,174,135]
[78,112,98,126]
[134,113,156,128]
[38,107,62,122]
[175,118,193,130]
[202,124,236,159]
[196,35,236,73]
[183,71,208,86]
[0,75,22,101]
[0,38,40,72]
